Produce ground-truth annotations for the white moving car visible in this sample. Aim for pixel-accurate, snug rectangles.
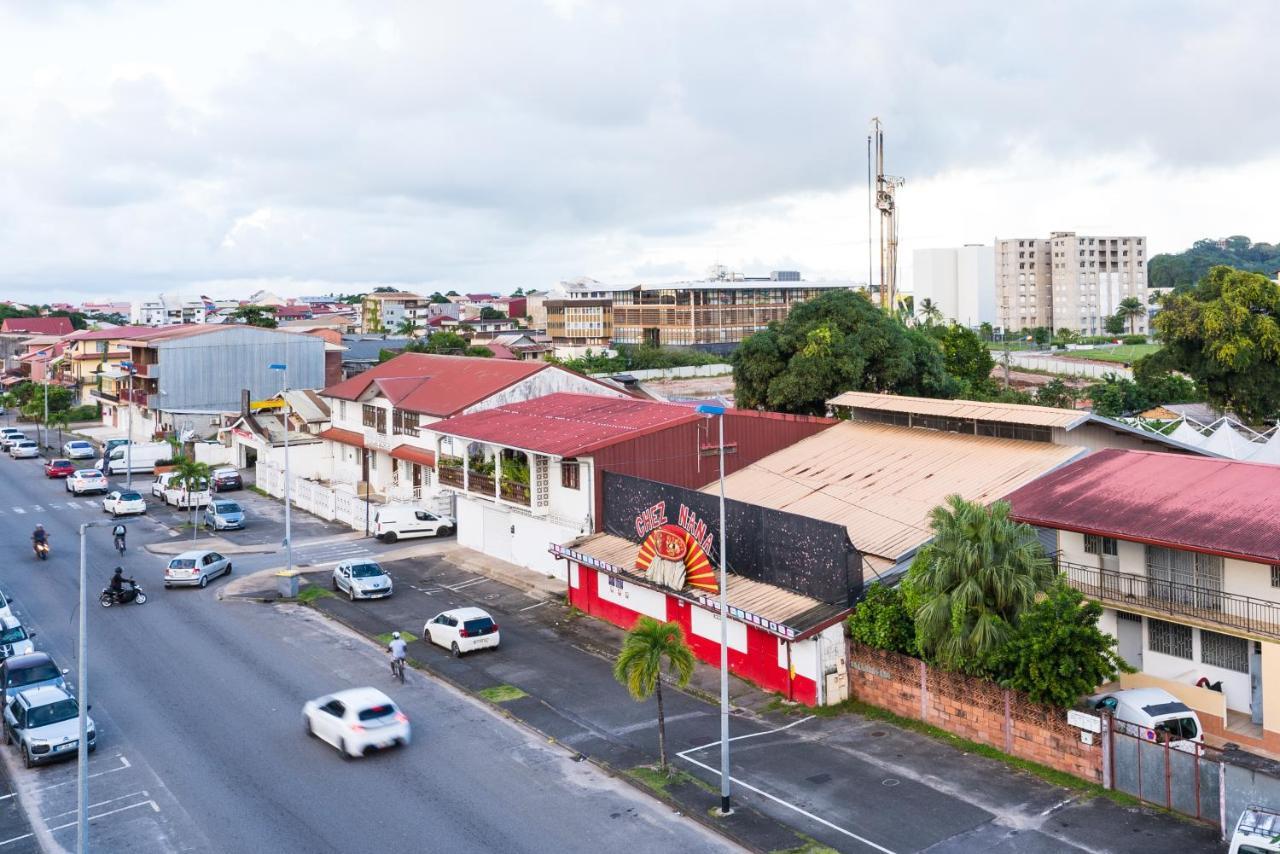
[371,507,454,543]
[102,490,146,516]
[0,431,27,451]
[164,550,232,589]
[8,441,39,459]
[66,469,109,495]
[331,560,393,601]
[422,607,500,657]
[61,440,95,460]
[302,688,409,758]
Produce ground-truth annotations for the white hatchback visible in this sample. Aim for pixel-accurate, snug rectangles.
[422,607,500,657]
[8,441,38,459]
[164,550,231,588]
[102,490,146,516]
[67,469,108,495]
[302,687,410,758]
[62,440,95,460]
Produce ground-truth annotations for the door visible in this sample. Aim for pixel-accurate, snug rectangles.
[337,567,350,593]
[1116,611,1143,671]
[482,506,513,563]
[1251,642,1264,726]
[318,700,345,745]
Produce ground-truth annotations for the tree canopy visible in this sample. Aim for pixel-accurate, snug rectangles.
[229,305,278,328]
[731,290,956,414]
[1149,236,1280,290]
[1150,265,1280,423]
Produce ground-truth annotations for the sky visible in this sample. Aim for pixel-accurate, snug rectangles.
[1,0,1278,302]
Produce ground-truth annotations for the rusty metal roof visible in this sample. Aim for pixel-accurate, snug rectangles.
[1006,448,1280,564]
[828,391,1088,428]
[704,421,1085,564]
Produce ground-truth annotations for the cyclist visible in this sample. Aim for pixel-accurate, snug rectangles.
[387,631,407,678]
[112,522,126,553]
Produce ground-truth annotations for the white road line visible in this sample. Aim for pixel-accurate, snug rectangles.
[26,755,131,793]
[680,715,815,753]
[30,506,42,512]
[11,508,23,514]
[444,577,486,591]
[518,601,547,612]
[43,791,149,820]
[45,799,160,835]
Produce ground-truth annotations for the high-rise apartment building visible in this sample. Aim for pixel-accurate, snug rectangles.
[912,245,996,327]
[996,233,1147,334]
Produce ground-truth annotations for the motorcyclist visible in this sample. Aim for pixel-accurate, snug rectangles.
[387,631,407,675]
[109,567,135,598]
[31,524,47,546]
[112,523,126,551]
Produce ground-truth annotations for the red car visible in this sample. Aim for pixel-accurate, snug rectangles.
[44,458,76,478]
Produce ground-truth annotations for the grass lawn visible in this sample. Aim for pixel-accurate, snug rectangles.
[1061,343,1161,363]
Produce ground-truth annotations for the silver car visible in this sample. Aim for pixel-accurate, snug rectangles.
[8,441,38,459]
[164,550,232,589]
[331,560,393,600]
[62,440,95,460]
[3,685,96,768]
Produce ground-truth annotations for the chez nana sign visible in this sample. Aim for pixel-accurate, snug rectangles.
[603,472,862,607]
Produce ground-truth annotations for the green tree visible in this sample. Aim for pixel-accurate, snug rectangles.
[1118,296,1145,335]
[48,410,70,450]
[429,292,450,304]
[1036,378,1078,409]
[991,581,1131,708]
[394,318,418,337]
[1152,266,1280,424]
[173,457,212,542]
[512,287,525,296]
[918,298,943,325]
[229,305,278,328]
[907,496,1053,675]
[1054,328,1079,345]
[1085,372,1150,418]
[478,306,505,320]
[732,290,956,415]
[612,617,695,772]
[1149,236,1280,290]
[978,322,994,342]
[1104,313,1126,336]
[1132,357,1202,405]
[847,583,917,656]
[940,325,996,395]
[445,290,459,297]
[1031,327,1051,346]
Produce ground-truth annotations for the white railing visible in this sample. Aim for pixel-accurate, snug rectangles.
[255,461,379,533]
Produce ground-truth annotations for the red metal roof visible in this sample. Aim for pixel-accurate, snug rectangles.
[1,317,73,336]
[1005,448,1280,564]
[321,353,551,417]
[65,325,156,341]
[318,427,364,448]
[429,392,702,457]
[390,444,436,468]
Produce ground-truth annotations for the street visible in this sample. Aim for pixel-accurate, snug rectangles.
[0,452,736,853]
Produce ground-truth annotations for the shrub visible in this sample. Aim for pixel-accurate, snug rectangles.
[65,404,101,421]
[847,583,917,656]
[1120,334,1147,345]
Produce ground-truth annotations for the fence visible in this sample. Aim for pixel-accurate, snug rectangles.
[589,364,732,381]
[1006,353,1132,379]
[1110,721,1222,826]
[255,462,378,533]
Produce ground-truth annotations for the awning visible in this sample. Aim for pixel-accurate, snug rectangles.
[390,444,436,468]
[318,427,365,449]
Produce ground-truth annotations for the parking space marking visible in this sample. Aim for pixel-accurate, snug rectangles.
[518,601,548,612]
[11,508,22,514]
[443,578,486,592]
[46,798,160,835]
[28,755,131,793]
[43,791,149,821]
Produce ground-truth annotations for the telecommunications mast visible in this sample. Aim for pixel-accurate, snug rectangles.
[869,117,904,312]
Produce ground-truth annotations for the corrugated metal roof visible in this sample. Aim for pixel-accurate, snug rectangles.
[1006,448,1280,564]
[828,391,1087,428]
[0,317,73,336]
[704,421,1085,564]
[430,393,700,457]
[390,444,435,468]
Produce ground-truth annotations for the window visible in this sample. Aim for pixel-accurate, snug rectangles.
[1084,534,1118,556]
[1272,565,1280,588]
[391,408,419,437]
[1201,630,1249,673]
[561,459,580,490]
[339,401,347,420]
[1146,545,1222,609]
[1149,619,1192,659]
[362,404,386,433]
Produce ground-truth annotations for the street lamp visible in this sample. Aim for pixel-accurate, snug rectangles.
[696,402,732,815]
[77,519,116,853]
[269,364,292,577]
[120,361,136,488]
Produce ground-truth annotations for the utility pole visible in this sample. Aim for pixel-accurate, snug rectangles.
[269,364,292,576]
[871,117,904,314]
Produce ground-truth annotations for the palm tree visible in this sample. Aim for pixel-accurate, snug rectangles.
[613,617,695,772]
[908,495,1053,674]
[173,457,212,542]
[918,298,943,326]
[1118,296,1145,335]
[394,318,418,337]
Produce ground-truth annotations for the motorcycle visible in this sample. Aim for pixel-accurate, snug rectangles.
[33,541,49,561]
[99,582,147,608]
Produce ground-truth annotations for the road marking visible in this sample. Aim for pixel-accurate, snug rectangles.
[43,791,149,820]
[31,505,42,512]
[25,755,131,793]
[11,508,23,514]
[444,577,486,591]
[676,717,897,854]
[44,799,160,835]
[519,601,548,612]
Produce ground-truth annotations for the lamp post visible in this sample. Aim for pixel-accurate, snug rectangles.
[120,361,135,488]
[696,402,731,815]
[77,519,114,853]
[42,373,49,451]
[269,364,292,576]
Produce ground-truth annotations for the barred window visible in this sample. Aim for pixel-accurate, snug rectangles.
[561,459,580,490]
[391,408,419,437]
[1084,534,1118,557]
[1201,630,1249,674]
[1148,619,1192,660]
[1272,565,1280,588]
[362,404,386,433]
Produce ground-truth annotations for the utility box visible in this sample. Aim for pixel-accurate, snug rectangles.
[276,570,300,599]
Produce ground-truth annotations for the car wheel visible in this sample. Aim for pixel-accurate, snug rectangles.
[331,577,339,592]
[305,717,316,738]
[164,583,172,589]
[22,748,33,769]
[225,563,232,576]
[348,587,356,602]
[339,738,352,760]
[439,526,454,537]
[199,574,208,589]
[451,642,462,658]
[383,532,398,544]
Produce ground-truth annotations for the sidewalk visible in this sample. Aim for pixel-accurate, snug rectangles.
[227,547,1223,853]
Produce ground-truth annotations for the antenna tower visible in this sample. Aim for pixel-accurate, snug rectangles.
[870,117,904,312]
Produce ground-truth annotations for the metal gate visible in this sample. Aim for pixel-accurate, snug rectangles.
[1110,720,1221,827]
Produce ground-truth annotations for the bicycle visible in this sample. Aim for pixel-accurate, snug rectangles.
[390,656,405,684]
[114,535,126,556]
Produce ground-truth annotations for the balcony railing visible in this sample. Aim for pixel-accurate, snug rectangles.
[90,388,119,403]
[468,472,496,497]
[499,480,531,506]
[1057,557,1280,640]
[438,466,465,489]
[119,388,150,405]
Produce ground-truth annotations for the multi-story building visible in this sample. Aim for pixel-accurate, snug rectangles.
[60,325,156,407]
[359,292,423,334]
[545,299,613,351]
[132,295,210,326]
[523,289,554,331]
[912,245,996,327]
[1008,449,1280,755]
[995,232,1148,335]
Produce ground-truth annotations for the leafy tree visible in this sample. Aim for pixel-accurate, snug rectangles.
[429,292,450,304]
[512,287,525,296]
[1036,378,1079,409]
[1152,266,1280,424]
[732,290,956,415]
[1085,372,1150,418]
[173,457,212,543]
[991,581,1131,709]
[478,306,505,320]
[621,344,720,371]
[1054,328,1079,345]
[1149,236,1280,290]
[847,583,917,656]
[229,305,278,328]
[1118,296,1145,334]
[1132,357,1201,405]
[394,318,418,337]
[907,496,1053,675]
[1031,327,1051,346]
[466,345,494,358]
[613,617,695,772]
[939,324,996,395]
[1104,313,1126,336]
[978,322,994,342]
[48,410,70,449]
[445,290,459,297]
[918,298,943,325]
[372,286,399,293]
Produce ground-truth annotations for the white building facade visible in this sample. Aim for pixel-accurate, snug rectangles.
[912,245,996,328]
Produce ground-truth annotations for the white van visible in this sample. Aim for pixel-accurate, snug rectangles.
[1230,805,1280,854]
[372,507,454,543]
[98,442,171,475]
[151,471,211,509]
[1093,687,1204,753]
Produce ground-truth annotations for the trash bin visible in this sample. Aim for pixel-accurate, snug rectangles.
[276,570,300,599]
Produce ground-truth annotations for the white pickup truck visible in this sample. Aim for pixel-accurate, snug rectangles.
[1230,804,1280,853]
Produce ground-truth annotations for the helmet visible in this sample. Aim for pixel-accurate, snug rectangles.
[35,523,44,530]
[113,566,124,575]
[391,631,401,639]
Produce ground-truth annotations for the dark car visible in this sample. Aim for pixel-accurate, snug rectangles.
[1,652,68,706]
[43,459,75,479]
[211,468,243,492]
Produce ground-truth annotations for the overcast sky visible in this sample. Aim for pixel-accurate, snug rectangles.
[2,1,1277,302]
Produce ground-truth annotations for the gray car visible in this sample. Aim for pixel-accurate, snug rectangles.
[164,550,232,588]
[203,500,245,531]
[1,652,68,706]
[4,685,95,768]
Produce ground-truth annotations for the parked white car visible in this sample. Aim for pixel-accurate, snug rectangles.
[151,472,210,508]
[66,469,109,495]
[0,617,36,661]
[61,440,95,460]
[163,550,232,589]
[371,507,454,543]
[302,687,409,758]
[3,685,96,768]
[1093,687,1203,753]
[0,590,16,624]
[1230,805,1280,854]
[422,607,500,657]
[102,490,147,517]
[331,560,393,601]
[8,441,39,460]
[0,431,27,451]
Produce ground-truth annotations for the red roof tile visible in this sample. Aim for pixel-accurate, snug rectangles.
[429,392,701,457]
[64,325,157,341]
[321,353,552,417]
[390,444,436,468]
[1005,448,1280,564]
[1,317,73,336]
[318,427,364,448]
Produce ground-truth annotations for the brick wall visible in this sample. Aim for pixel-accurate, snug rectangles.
[848,642,1103,783]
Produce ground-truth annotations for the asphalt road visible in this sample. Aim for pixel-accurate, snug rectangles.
[0,452,735,853]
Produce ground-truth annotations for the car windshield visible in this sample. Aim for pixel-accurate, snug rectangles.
[169,559,196,569]
[49,459,70,466]
[215,502,241,513]
[77,471,101,478]
[350,564,384,579]
[1155,716,1199,741]
[0,626,27,644]
[119,492,142,501]
[27,699,78,728]
[464,617,496,634]
[8,663,59,687]
[70,443,89,449]
[357,704,397,722]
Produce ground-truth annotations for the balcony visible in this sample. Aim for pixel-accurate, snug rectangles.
[438,465,464,489]
[499,480,531,506]
[468,472,496,497]
[90,388,119,403]
[1057,557,1280,641]
[119,388,150,406]
[134,363,160,379]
